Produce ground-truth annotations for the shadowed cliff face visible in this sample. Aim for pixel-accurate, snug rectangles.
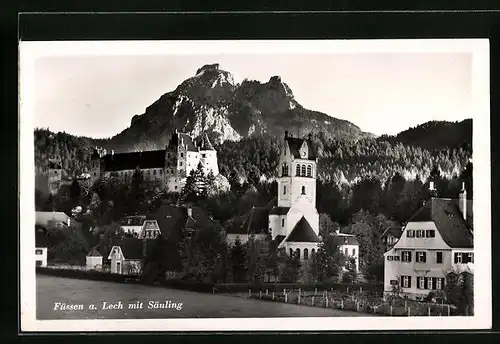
[107,63,372,151]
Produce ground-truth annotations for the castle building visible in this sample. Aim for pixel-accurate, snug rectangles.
[90,131,219,192]
[48,158,63,195]
[383,182,473,300]
[268,131,321,260]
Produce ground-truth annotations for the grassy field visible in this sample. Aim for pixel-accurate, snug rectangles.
[36,274,369,319]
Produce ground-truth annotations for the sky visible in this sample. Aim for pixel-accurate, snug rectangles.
[34,52,473,138]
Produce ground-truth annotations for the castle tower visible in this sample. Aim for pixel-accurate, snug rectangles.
[48,157,62,195]
[90,147,102,185]
[198,132,219,176]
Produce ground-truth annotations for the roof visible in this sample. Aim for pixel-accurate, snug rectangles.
[87,246,102,257]
[198,133,215,151]
[226,206,269,235]
[35,211,71,228]
[269,206,290,216]
[108,239,157,260]
[407,198,473,248]
[121,215,147,226]
[286,217,321,243]
[146,204,213,242]
[334,233,359,245]
[381,226,403,239]
[102,149,166,172]
[178,133,198,152]
[285,136,316,160]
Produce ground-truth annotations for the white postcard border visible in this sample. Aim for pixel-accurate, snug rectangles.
[19,39,491,332]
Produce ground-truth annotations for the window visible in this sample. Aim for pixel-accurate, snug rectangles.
[304,248,309,260]
[301,186,306,195]
[159,170,162,174]
[344,248,348,255]
[283,185,287,195]
[436,251,443,264]
[388,256,393,261]
[35,249,43,255]
[407,230,415,238]
[295,248,300,259]
[281,219,285,227]
[418,276,425,289]
[181,153,184,157]
[301,164,306,176]
[202,153,206,158]
[352,248,356,256]
[296,164,301,176]
[402,251,412,262]
[401,275,412,288]
[416,251,426,263]
[307,165,312,177]
[426,277,435,290]
[416,230,424,238]
[36,260,42,266]
[436,278,444,290]
[454,253,463,264]
[311,249,315,256]
[180,162,183,166]
[468,253,474,263]
[426,230,435,238]
[289,248,293,256]
[54,171,58,174]
[174,186,177,190]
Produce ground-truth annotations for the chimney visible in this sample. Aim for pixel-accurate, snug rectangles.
[459,182,467,220]
[429,181,437,198]
[187,207,192,217]
[142,239,147,257]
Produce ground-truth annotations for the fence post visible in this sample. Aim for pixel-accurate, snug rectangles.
[285,293,288,303]
[272,292,275,301]
[266,289,269,296]
[390,305,393,316]
[315,288,317,295]
[373,306,376,314]
[428,307,431,317]
[357,302,360,312]
[299,288,301,296]
[408,307,411,317]
[248,289,251,298]
[326,297,329,308]
[298,292,301,304]
[341,299,344,309]
[404,301,407,310]
[447,305,450,316]
[283,288,286,296]
[312,296,315,306]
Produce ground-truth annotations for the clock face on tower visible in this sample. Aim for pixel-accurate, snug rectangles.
[301,151,306,158]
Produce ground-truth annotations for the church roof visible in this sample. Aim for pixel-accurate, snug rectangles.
[269,206,290,216]
[285,136,316,161]
[286,217,321,243]
[102,149,166,172]
[406,198,473,248]
[87,246,103,257]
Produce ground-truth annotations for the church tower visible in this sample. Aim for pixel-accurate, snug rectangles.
[48,157,62,195]
[269,131,320,253]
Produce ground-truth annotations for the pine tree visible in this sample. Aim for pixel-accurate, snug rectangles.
[229,237,247,282]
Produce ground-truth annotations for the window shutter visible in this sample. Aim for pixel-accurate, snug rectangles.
[423,252,426,263]
[408,276,412,288]
[454,253,458,264]
[409,252,412,263]
[441,278,445,290]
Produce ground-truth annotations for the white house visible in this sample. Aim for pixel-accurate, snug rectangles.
[268,132,321,260]
[107,239,155,275]
[334,232,360,272]
[138,219,162,239]
[383,183,473,300]
[86,247,103,270]
[34,247,47,267]
[120,215,147,237]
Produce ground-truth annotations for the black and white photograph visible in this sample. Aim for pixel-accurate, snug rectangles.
[19,39,491,331]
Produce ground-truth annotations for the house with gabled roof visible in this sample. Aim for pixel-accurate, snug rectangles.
[381,225,404,251]
[107,239,157,275]
[86,246,103,270]
[384,182,473,300]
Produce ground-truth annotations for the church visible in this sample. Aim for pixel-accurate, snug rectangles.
[269,131,322,259]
